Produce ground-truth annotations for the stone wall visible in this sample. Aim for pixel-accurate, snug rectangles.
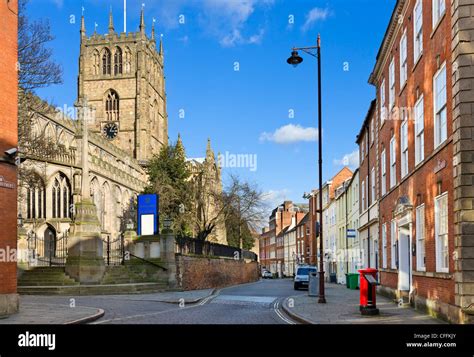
[452,0,474,323]
[175,255,259,291]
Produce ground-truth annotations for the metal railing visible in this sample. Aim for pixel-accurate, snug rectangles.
[175,236,258,262]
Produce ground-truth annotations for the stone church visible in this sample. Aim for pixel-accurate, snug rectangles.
[17,9,226,265]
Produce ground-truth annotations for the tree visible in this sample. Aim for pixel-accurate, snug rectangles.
[18,0,62,92]
[18,0,63,155]
[223,175,267,249]
[145,137,194,236]
[17,0,64,205]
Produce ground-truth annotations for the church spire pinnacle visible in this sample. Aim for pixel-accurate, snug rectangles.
[151,18,155,41]
[159,34,164,57]
[80,15,86,38]
[139,6,145,34]
[206,138,214,161]
[108,7,114,33]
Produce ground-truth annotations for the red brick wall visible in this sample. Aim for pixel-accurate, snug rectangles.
[374,0,454,306]
[0,0,18,296]
[176,255,259,290]
[358,104,377,212]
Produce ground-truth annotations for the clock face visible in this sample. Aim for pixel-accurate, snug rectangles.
[103,122,119,140]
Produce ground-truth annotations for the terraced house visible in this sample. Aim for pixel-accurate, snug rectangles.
[368,0,474,323]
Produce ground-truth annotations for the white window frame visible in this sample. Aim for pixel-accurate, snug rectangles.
[361,139,365,161]
[389,59,395,110]
[382,223,387,268]
[391,220,398,269]
[434,62,447,148]
[381,149,387,195]
[370,167,375,205]
[432,0,446,28]
[401,120,408,178]
[380,79,386,124]
[415,95,424,165]
[361,180,366,211]
[435,192,449,273]
[400,29,407,87]
[416,204,426,271]
[390,136,396,188]
[414,0,423,62]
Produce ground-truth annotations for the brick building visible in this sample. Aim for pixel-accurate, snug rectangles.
[259,201,306,276]
[295,213,311,265]
[368,0,474,323]
[0,0,19,316]
[357,100,379,270]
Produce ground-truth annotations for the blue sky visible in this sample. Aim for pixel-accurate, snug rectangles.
[27,0,396,210]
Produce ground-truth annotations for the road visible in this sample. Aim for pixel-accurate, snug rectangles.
[22,279,305,324]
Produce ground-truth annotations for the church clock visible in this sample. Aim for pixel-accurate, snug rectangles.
[102,122,119,140]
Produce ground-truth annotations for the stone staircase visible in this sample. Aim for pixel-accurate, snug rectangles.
[17,261,170,295]
[18,267,79,287]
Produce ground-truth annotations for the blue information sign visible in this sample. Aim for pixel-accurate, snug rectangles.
[137,194,159,236]
[347,229,356,238]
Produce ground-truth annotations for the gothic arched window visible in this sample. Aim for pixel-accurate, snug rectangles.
[114,47,123,75]
[102,48,111,75]
[105,90,119,121]
[26,174,46,219]
[51,173,71,219]
[52,179,60,218]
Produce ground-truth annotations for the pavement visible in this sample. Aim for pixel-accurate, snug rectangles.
[0,302,104,325]
[282,282,444,324]
[0,289,214,325]
[0,280,445,324]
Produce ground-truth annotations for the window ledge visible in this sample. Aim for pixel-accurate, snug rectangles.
[430,12,446,39]
[412,53,423,72]
[413,270,451,279]
[399,81,407,96]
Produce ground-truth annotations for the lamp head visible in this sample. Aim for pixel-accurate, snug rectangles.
[287,50,303,67]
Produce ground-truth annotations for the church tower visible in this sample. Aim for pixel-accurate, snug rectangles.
[77,9,168,165]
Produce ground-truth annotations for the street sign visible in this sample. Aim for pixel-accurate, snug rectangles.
[137,194,159,236]
[347,229,356,238]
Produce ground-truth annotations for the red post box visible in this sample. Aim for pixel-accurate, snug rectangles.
[358,268,379,316]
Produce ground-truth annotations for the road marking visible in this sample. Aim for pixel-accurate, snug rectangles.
[93,295,216,324]
[213,295,277,305]
[273,300,296,325]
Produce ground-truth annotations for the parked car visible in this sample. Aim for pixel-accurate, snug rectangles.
[262,270,273,279]
[294,265,317,290]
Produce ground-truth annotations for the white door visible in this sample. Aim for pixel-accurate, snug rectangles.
[398,226,410,291]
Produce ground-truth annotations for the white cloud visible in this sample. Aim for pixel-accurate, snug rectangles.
[49,0,63,8]
[333,150,359,168]
[143,0,273,46]
[262,189,291,211]
[260,124,318,144]
[301,7,330,32]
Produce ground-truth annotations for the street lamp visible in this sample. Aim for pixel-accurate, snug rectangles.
[287,34,326,304]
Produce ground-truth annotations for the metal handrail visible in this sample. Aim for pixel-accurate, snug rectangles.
[128,252,168,271]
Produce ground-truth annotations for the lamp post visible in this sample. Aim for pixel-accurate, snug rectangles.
[287,34,326,303]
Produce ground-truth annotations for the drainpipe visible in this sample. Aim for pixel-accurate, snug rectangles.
[367,125,371,268]
[345,182,349,276]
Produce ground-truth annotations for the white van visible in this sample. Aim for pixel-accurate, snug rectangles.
[294,265,317,290]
